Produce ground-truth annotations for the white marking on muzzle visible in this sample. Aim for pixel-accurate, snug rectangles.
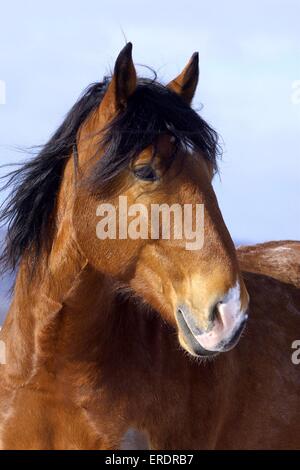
[194,281,247,351]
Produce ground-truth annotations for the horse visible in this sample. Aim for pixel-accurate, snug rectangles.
[0,43,299,449]
[237,241,300,288]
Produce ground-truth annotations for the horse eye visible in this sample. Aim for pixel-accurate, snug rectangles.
[133,165,158,182]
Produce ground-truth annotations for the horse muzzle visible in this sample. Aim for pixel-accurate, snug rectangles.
[176,285,249,357]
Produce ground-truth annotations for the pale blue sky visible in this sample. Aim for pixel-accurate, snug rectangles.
[0,0,299,242]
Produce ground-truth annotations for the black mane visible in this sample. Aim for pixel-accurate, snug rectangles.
[89,79,220,190]
[0,79,109,272]
[0,76,220,273]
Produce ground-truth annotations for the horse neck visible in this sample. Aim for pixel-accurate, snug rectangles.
[1,162,116,385]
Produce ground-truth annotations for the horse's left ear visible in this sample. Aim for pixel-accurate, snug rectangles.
[101,42,137,119]
[167,52,199,105]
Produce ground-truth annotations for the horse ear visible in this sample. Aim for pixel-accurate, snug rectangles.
[101,42,137,119]
[167,52,199,105]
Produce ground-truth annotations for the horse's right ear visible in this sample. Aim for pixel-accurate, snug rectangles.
[101,42,137,121]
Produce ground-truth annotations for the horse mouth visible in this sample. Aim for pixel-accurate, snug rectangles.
[175,308,248,358]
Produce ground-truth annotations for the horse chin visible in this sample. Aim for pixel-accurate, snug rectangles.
[179,333,220,358]
[176,309,247,358]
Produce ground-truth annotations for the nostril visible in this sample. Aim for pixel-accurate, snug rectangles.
[208,301,221,324]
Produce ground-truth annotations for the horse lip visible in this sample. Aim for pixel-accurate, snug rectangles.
[216,314,248,352]
[176,308,248,357]
[175,308,219,358]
